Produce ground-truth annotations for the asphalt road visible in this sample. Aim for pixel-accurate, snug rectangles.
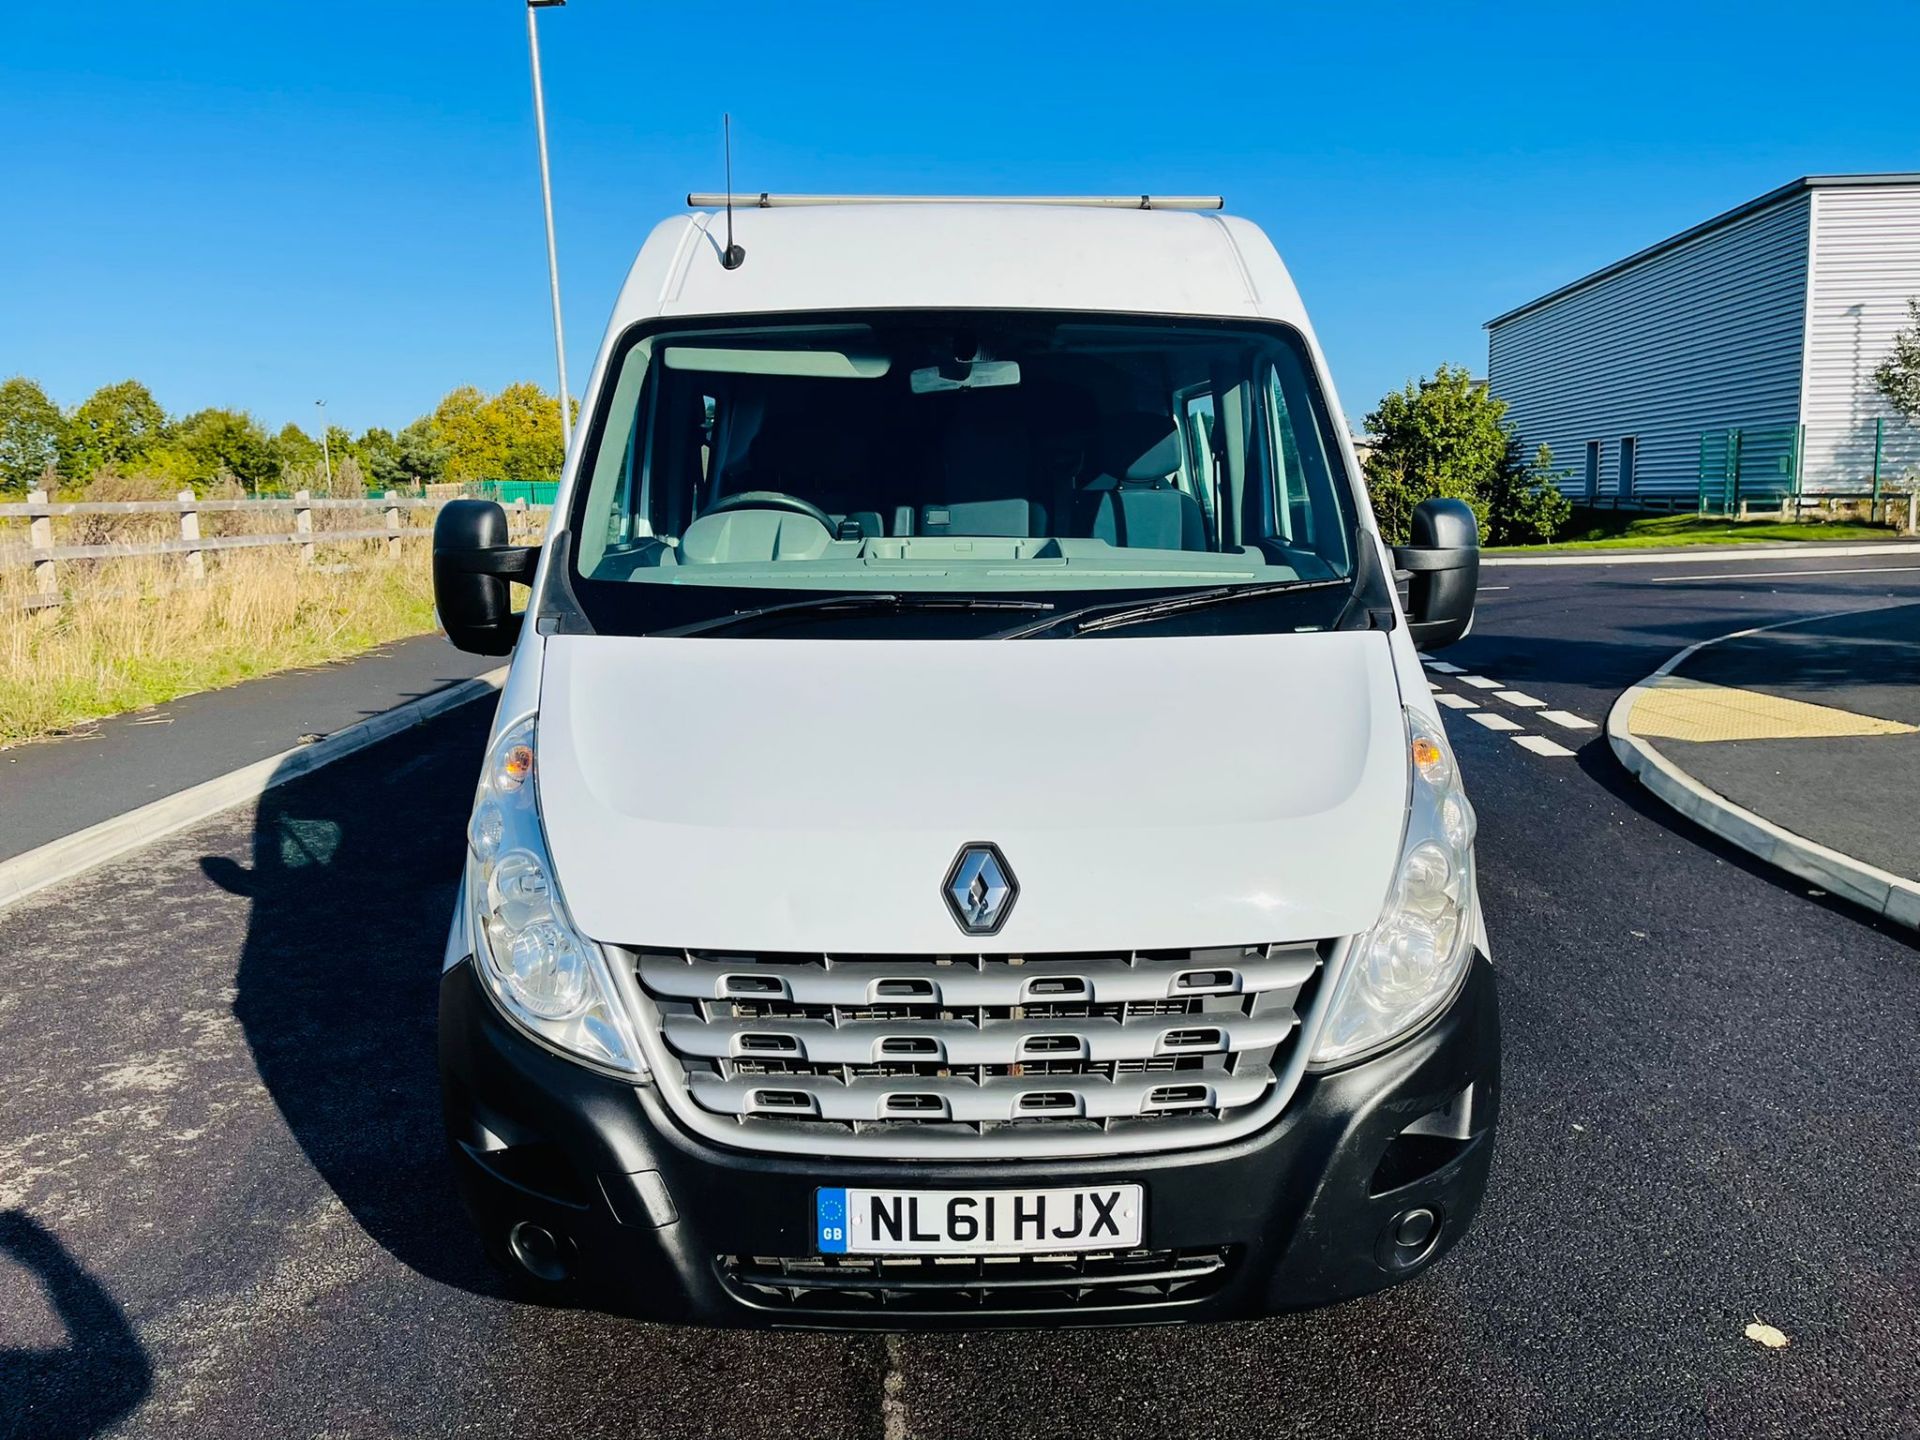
[5,548,1920,1439]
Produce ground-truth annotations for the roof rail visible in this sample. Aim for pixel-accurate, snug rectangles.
[684,193,1225,211]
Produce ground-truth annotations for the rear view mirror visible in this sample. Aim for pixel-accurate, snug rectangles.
[909,359,1021,394]
[432,500,540,656]
[1392,497,1479,649]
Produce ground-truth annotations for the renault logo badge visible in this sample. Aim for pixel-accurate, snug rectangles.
[943,843,1018,936]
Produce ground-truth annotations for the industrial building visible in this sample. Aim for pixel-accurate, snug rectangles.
[1486,174,1920,510]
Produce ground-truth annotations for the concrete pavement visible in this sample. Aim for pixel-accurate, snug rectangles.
[1610,601,1920,926]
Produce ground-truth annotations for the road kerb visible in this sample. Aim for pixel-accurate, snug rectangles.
[1606,609,1920,931]
[1485,540,1920,569]
[0,666,508,912]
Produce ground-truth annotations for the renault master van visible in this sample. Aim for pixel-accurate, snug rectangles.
[432,194,1495,1327]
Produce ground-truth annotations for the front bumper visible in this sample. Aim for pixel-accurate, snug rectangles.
[439,953,1499,1328]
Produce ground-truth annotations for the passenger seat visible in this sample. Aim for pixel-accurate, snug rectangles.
[1080,413,1207,551]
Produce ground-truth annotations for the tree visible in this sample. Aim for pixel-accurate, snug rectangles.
[1361,365,1509,544]
[1484,442,1573,546]
[151,407,280,493]
[360,418,449,492]
[273,422,323,474]
[430,382,564,486]
[1874,297,1920,422]
[0,376,62,493]
[59,379,168,479]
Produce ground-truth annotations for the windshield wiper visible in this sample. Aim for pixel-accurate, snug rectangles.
[987,578,1347,639]
[654,592,1056,638]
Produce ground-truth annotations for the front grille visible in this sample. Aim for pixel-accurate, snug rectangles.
[718,1247,1234,1314]
[631,942,1325,1153]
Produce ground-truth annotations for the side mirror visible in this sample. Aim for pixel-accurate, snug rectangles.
[1392,497,1479,649]
[432,500,540,656]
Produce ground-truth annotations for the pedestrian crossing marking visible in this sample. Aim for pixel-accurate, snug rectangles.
[1513,734,1574,757]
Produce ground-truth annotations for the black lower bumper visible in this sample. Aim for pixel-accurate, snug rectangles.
[438,954,1499,1329]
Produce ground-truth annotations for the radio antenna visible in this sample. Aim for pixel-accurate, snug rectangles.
[720,114,745,269]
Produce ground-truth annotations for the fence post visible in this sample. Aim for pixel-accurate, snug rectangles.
[177,488,205,582]
[1871,418,1884,524]
[27,487,56,598]
[293,489,315,565]
[384,490,401,556]
[513,496,528,541]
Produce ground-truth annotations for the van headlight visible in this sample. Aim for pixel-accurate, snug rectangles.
[466,714,645,1075]
[1311,706,1477,1066]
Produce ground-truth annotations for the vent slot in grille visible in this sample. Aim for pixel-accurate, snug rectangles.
[718,1247,1235,1314]
[633,942,1325,1154]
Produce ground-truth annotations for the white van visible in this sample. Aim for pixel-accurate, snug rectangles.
[432,195,1494,1326]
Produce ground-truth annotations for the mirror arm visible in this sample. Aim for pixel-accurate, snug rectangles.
[1390,545,1460,574]
[442,545,540,583]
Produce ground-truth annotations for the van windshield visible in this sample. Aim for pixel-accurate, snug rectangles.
[566,312,1362,637]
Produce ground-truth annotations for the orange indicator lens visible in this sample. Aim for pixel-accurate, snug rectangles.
[500,743,535,789]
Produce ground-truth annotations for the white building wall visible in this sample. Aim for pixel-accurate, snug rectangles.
[1801,184,1920,488]
[1488,194,1811,502]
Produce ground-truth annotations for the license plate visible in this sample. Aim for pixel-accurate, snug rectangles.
[815,1184,1143,1255]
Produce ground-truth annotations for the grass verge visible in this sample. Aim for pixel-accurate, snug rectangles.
[1488,511,1905,553]
[1,545,438,745]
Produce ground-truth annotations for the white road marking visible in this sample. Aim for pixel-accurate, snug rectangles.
[1514,734,1575,757]
[1494,690,1544,707]
[1423,660,1465,674]
[1477,585,1512,591]
[1435,693,1478,710]
[1459,675,1503,689]
[1428,680,1442,691]
[1468,712,1522,732]
[1539,709,1596,730]
[1649,563,1920,584]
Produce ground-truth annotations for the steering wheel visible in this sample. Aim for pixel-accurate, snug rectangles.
[701,490,836,532]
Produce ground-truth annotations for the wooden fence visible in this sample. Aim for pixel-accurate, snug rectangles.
[0,489,550,612]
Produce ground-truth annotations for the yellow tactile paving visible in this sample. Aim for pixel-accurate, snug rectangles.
[1630,676,1918,744]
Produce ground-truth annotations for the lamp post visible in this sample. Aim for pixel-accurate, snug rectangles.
[526,0,572,456]
[315,399,334,491]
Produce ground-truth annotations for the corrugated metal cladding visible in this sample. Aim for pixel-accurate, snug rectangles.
[1488,194,1811,501]
[1802,184,1920,484]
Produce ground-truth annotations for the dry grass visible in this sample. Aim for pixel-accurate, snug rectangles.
[0,543,439,744]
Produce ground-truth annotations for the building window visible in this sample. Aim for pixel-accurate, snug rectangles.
[1618,436,1637,498]
[1584,441,1600,502]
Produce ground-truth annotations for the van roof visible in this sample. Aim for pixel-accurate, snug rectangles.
[611,201,1310,330]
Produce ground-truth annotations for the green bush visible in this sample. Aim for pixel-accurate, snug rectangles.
[1484,442,1573,545]
[1361,366,1572,546]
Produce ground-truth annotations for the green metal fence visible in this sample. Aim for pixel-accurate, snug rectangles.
[472,480,560,507]
[1698,419,1919,517]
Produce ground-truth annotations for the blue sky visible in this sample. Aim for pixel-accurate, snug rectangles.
[3,1,1915,437]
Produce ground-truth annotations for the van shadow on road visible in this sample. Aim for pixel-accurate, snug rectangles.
[201,705,505,1299]
[0,1209,150,1440]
